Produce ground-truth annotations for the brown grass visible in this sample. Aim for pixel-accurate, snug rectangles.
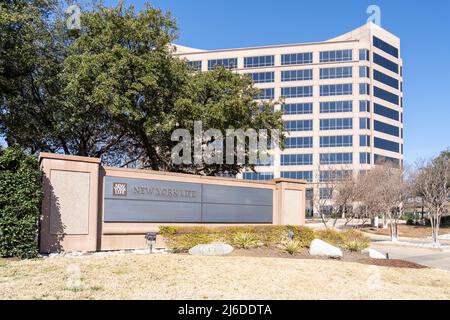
[1,254,450,300]
[363,225,450,238]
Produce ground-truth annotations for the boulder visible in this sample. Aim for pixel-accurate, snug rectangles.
[362,248,386,259]
[309,239,343,258]
[189,243,234,256]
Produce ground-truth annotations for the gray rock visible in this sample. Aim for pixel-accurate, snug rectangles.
[362,248,386,259]
[189,243,234,256]
[309,239,343,258]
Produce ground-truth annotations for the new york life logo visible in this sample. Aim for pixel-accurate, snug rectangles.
[113,182,128,196]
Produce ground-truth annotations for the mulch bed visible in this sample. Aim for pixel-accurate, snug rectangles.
[227,247,427,269]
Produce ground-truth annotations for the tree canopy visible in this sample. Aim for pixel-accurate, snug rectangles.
[0,1,283,175]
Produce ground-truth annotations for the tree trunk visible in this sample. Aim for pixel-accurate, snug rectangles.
[390,220,398,242]
[431,214,441,245]
[382,213,388,229]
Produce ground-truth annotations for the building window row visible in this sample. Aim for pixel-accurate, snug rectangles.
[320,50,353,63]
[243,172,274,181]
[360,118,371,130]
[319,66,352,79]
[320,84,352,96]
[244,55,275,68]
[281,86,313,98]
[373,36,399,58]
[281,154,313,166]
[360,152,371,164]
[374,103,400,121]
[374,120,400,137]
[257,88,275,100]
[247,72,275,83]
[320,135,353,148]
[373,69,399,89]
[285,137,313,149]
[374,86,399,105]
[208,58,238,70]
[320,101,353,113]
[320,153,353,165]
[360,135,371,147]
[359,83,370,95]
[320,170,352,182]
[374,154,400,166]
[320,118,353,130]
[282,103,313,115]
[284,120,313,132]
[187,60,202,71]
[359,100,370,112]
[373,53,399,74]
[374,137,400,153]
[281,52,313,65]
[281,171,313,182]
[281,69,313,82]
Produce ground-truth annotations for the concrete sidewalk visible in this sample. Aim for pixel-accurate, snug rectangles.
[370,244,450,271]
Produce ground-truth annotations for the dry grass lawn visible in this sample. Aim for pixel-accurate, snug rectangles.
[1,253,450,300]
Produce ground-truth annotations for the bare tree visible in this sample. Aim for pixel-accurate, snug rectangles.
[414,154,450,244]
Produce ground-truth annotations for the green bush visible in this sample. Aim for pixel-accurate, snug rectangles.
[0,146,42,258]
[230,232,260,249]
[315,229,344,247]
[288,226,316,248]
[282,239,303,255]
[341,229,370,252]
[164,233,214,252]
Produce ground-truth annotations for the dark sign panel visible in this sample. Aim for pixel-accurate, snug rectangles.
[103,176,273,223]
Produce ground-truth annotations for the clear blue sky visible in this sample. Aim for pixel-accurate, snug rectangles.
[3,0,449,165]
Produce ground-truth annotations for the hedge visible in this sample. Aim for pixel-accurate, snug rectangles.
[0,146,43,258]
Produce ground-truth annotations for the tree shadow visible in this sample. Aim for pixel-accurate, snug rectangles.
[40,174,66,253]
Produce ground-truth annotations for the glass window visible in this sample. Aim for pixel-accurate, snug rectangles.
[282,103,313,115]
[320,188,333,200]
[285,137,313,149]
[281,154,313,166]
[320,118,353,130]
[320,101,352,113]
[208,58,238,70]
[281,52,313,65]
[373,36,399,58]
[281,86,313,98]
[360,152,371,164]
[320,67,352,79]
[320,170,352,182]
[247,72,275,84]
[281,171,313,182]
[281,69,313,82]
[359,66,370,78]
[360,118,371,130]
[320,84,352,96]
[374,154,400,166]
[320,153,353,165]
[359,83,370,95]
[256,88,275,100]
[187,60,202,71]
[359,100,370,112]
[243,172,274,181]
[320,135,353,148]
[244,55,275,68]
[373,53,399,74]
[373,69,399,89]
[374,120,400,137]
[359,135,371,147]
[374,86,399,105]
[320,50,353,63]
[284,120,313,132]
[374,137,400,153]
[374,103,399,121]
[359,49,370,61]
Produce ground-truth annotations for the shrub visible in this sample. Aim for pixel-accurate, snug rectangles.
[164,233,214,252]
[0,146,42,259]
[341,229,370,252]
[315,229,344,247]
[288,226,316,248]
[282,239,303,255]
[158,226,179,236]
[230,232,260,249]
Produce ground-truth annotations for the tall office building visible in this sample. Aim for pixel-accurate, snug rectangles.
[175,23,403,212]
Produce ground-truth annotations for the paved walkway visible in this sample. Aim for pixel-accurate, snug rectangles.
[370,243,450,271]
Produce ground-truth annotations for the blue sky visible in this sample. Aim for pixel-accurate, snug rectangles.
[3,0,449,165]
